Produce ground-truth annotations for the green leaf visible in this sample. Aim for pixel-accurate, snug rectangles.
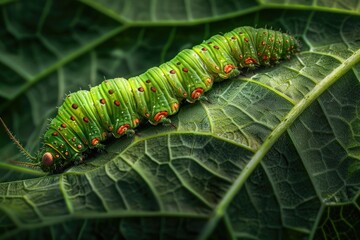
[0,0,359,239]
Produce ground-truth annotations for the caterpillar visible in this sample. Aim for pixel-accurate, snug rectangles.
[1,26,300,173]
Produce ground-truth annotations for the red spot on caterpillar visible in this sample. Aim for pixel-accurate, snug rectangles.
[245,57,257,65]
[91,138,99,146]
[263,55,269,60]
[170,69,176,74]
[145,113,150,117]
[224,64,235,74]
[72,103,78,109]
[261,41,266,46]
[108,89,114,94]
[100,99,106,104]
[117,124,130,135]
[70,116,75,121]
[138,87,144,92]
[52,132,58,136]
[61,123,66,128]
[114,100,120,106]
[244,37,249,42]
[77,144,82,149]
[191,88,204,99]
[201,47,207,51]
[42,152,54,166]
[154,111,168,122]
[151,87,156,92]
[146,79,151,83]
[213,45,219,49]
[182,67,188,72]
[83,117,89,123]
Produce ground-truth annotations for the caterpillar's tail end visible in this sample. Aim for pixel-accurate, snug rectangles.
[0,117,37,162]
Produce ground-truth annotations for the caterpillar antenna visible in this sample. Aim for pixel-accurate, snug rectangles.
[0,117,36,161]
[9,160,40,168]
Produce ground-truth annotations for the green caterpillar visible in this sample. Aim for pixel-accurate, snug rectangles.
[2,26,300,173]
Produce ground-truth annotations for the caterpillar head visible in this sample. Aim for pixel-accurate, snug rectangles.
[38,146,73,173]
[39,147,60,172]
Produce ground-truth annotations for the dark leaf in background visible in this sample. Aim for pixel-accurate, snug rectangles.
[0,0,359,239]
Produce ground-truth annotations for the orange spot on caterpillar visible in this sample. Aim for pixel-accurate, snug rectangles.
[170,69,176,74]
[261,41,266,46]
[72,104,78,109]
[108,89,114,94]
[201,47,207,51]
[70,116,75,121]
[172,103,179,111]
[182,67,188,72]
[117,124,130,135]
[245,57,257,65]
[154,111,168,122]
[213,45,219,49]
[224,64,235,74]
[61,123,66,128]
[133,118,140,125]
[65,151,69,156]
[52,132,58,136]
[244,37,249,42]
[138,87,144,92]
[231,36,236,40]
[263,55,269,60]
[77,144,82,149]
[100,99,106,104]
[83,117,89,123]
[191,88,204,100]
[102,132,107,139]
[205,78,212,86]
[151,87,156,92]
[91,138,99,146]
